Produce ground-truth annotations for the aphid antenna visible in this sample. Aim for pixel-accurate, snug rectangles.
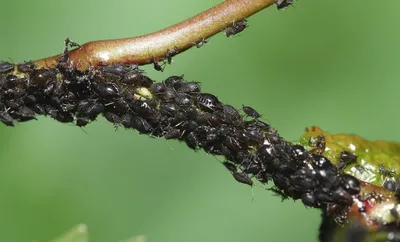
[7,57,14,65]
[251,186,256,203]
[165,139,176,151]
[76,124,89,134]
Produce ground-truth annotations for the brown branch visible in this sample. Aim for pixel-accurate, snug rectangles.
[33,0,275,71]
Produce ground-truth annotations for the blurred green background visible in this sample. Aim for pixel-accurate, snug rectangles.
[1,1,400,241]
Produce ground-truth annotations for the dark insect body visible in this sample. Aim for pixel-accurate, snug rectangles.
[102,64,129,76]
[76,117,90,127]
[160,103,178,117]
[94,83,120,100]
[243,128,264,144]
[178,82,201,93]
[222,161,237,173]
[196,93,221,112]
[242,105,261,119]
[340,151,357,163]
[175,93,192,106]
[0,61,366,215]
[309,134,326,155]
[150,83,166,94]
[196,38,209,48]
[301,192,316,207]
[340,174,360,195]
[132,116,152,134]
[231,171,253,186]
[17,61,35,73]
[332,188,353,205]
[76,100,104,120]
[221,105,241,123]
[4,75,20,89]
[338,151,357,170]
[30,68,56,86]
[186,132,200,149]
[16,106,36,121]
[274,0,293,9]
[165,75,184,89]
[0,61,14,73]
[380,164,396,177]
[225,20,248,37]
[152,58,165,72]
[383,179,397,192]
[103,112,121,125]
[64,38,80,48]
[164,128,181,139]
[121,70,153,87]
[0,111,14,126]
[166,47,179,64]
[59,38,80,65]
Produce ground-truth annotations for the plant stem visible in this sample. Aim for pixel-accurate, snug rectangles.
[33,0,275,71]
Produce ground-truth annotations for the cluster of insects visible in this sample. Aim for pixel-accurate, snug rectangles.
[0,55,362,213]
[298,126,400,241]
[4,51,400,240]
[300,126,400,196]
[8,1,400,241]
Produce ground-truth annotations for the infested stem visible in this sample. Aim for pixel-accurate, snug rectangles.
[33,0,275,71]
[4,0,400,239]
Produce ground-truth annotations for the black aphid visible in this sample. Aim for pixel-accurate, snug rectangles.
[196,93,221,112]
[231,171,253,186]
[0,61,14,73]
[17,61,36,73]
[225,20,248,37]
[383,179,396,192]
[76,117,90,127]
[152,59,165,72]
[93,83,120,100]
[379,164,396,177]
[30,68,56,86]
[0,111,14,126]
[166,47,179,64]
[165,75,184,89]
[178,82,201,93]
[242,105,261,119]
[274,0,294,9]
[222,161,237,173]
[122,70,153,87]
[196,38,209,48]
[102,64,128,76]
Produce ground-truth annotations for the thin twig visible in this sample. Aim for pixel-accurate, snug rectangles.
[33,0,275,71]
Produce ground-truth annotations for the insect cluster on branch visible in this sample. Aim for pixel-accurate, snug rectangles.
[0,54,361,215]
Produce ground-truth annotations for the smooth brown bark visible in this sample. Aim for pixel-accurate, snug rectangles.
[34,0,275,71]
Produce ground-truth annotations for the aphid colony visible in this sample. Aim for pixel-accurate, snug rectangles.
[0,60,361,212]
[299,126,400,195]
